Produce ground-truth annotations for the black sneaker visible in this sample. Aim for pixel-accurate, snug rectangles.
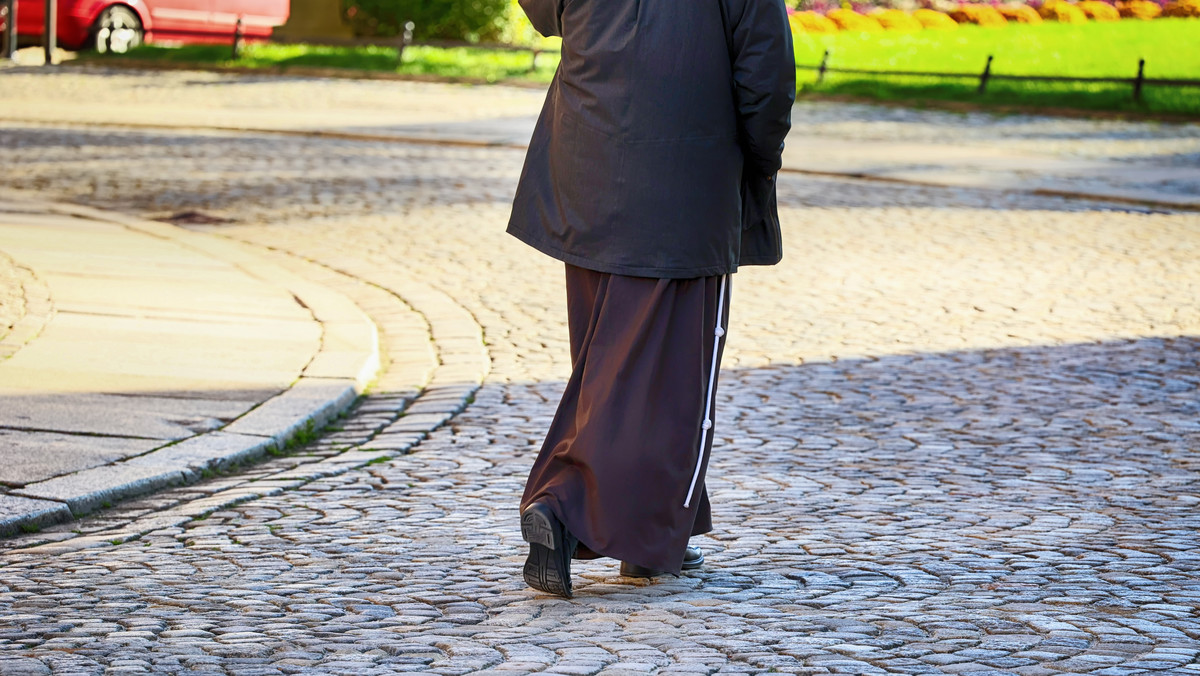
[619,546,705,578]
[521,501,578,598]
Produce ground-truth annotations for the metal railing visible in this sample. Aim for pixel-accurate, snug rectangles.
[801,49,1200,102]
[1,0,55,63]
[1,0,15,60]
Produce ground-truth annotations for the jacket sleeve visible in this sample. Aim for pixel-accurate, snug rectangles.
[519,0,564,37]
[726,0,796,177]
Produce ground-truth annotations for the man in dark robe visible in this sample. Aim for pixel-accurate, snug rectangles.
[509,0,795,598]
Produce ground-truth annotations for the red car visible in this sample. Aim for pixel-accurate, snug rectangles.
[8,0,288,53]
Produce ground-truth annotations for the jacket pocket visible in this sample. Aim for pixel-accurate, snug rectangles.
[740,171,777,231]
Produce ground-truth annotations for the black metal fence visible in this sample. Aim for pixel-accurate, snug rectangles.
[1,0,56,63]
[801,48,1200,102]
[1,0,18,60]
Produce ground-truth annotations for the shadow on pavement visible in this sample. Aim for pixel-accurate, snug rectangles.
[0,334,1196,671]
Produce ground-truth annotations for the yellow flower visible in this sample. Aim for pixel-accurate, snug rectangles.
[826,8,886,30]
[791,10,841,33]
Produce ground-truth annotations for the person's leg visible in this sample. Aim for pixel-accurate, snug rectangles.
[519,265,604,597]
[521,265,731,596]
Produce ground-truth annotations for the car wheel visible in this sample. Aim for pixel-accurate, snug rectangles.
[92,5,143,54]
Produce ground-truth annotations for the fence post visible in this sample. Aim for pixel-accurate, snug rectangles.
[231,16,244,59]
[1133,58,1145,102]
[977,54,993,94]
[2,0,16,60]
[396,20,414,66]
[529,46,540,73]
[43,0,56,65]
[816,49,830,84]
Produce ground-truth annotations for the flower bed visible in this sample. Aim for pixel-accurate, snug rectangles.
[786,0,1194,33]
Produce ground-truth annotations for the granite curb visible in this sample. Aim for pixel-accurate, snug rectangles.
[0,200,383,537]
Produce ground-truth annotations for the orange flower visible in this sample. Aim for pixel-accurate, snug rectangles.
[1163,0,1200,16]
[1078,0,1121,20]
[950,4,1009,25]
[997,4,1044,22]
[1038,0,1089,22]
[913,8,961,27]
[1116,0,1163,17]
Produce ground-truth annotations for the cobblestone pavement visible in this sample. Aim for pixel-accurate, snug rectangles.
[3,67,1199,159]
[3,67,1200,206]
[1,106,1199,674]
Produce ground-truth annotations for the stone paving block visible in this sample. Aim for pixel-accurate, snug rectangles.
[223,377,358,443]
[359,432,425,452]
[0,429,161,486]
[121,432,278,475]
[303,349,380,388]
[0,656,51,675]
[0,391,252,440]
[13,462,188,516]
[0,494,72,537]
[383,413,452,433]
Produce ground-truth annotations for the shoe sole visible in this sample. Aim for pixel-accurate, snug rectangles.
[521,504,572,598]
[521,503,555,550]
[620,552,704,578]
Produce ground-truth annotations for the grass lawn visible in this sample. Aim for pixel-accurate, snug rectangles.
[91,42,561,84]
[793,19,1200,116]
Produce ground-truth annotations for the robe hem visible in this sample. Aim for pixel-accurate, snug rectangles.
[524,492,711,577]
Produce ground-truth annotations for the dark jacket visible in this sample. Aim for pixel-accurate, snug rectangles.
[507,0,795,279]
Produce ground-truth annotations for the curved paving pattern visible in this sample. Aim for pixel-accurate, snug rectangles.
[0,110,1198,673]
[0,250,24,347]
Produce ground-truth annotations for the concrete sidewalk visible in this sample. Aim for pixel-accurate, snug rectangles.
[0,197,380,536]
